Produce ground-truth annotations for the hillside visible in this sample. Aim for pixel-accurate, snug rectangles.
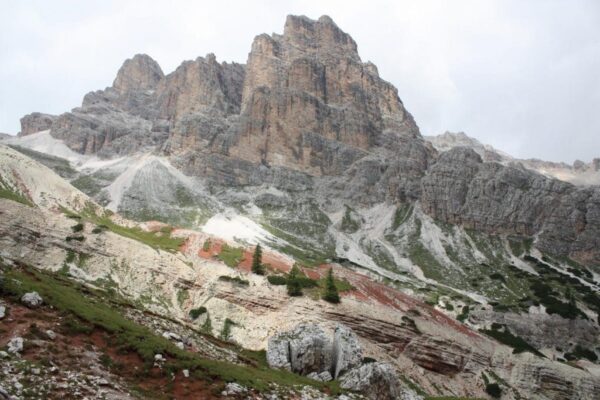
[1,14,599,400]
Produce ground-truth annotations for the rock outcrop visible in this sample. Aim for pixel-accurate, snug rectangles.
[19,113,56,136]
[267,323,419,399]
[420,147,600,265]
[339,362,408,400]
[112,54,164,94]
[267,324,333,375]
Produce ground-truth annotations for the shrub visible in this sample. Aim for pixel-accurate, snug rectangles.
[202,239,211,252]
[189,306,207,320]
[267,275,287,285]
[287,265,303,297]
[485,383,502,398]
[218,275,249,286]
[322,268,340,304]
[480,324,544,357]
[252,244,265,275]
[457,305,470,322]
[91,225,106,234]
[71,223,84,233]
[66,235,85,242]
[565,345,598,362]
[221,318,237,341]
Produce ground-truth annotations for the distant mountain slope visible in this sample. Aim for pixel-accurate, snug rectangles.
[426,131,600,186]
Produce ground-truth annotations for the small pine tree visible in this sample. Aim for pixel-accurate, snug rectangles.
[322,268,340,304]
[251,244,265,275]
[287,264,303,296]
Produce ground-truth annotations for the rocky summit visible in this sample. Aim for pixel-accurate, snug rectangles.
[1,14,599,400]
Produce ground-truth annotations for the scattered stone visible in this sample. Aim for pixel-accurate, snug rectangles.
[176,341,184,350]
[162,331,181,341]
[182,369,190,378]
[7,337,23,355]
[221,382,247,396]
[0,305,5,320]
[45,330,56,340]
[21,292,43,308]
[0,385,15,400]
[0,351,8,359]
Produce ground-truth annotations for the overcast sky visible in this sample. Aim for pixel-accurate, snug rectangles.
[1,0,599,163]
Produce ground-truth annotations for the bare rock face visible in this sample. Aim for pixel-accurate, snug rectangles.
[230,15,420,175]
[156,54,244,121]
[19,113,56,136]
[420,147,600,265]
[113,54,164,94]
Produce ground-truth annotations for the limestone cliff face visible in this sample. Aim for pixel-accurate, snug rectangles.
[19,112,57,136]
[230,15,419,175]
[420,147,600,266]
[156,54,244,120]
[112,54,164,93]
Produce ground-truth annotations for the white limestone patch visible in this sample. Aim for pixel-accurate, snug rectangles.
[202,212,279,246]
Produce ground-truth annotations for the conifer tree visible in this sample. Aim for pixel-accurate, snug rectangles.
[251,244,265,275]
[322,268,340,303]
[287,264,303,296]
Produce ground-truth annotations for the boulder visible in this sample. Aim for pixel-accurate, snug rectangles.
[21,292,43,308]
[267,323,333,375]
[7,337,24,355]
[332,324,363,378]
[340,362,417,400]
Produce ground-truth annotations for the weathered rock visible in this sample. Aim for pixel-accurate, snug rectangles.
[18,112,56,136]
[20,291,43,308]
[420,147,600,265]
[7,337,24,355]
[306,371,333,382]
[267,323,333,375]
[230,15,420,176]
[221,382,247,396]
[45,330,56,340]
[112,54,164,94]
[0,305,5,319]
[340,362,411,400]
[332,324,362,378]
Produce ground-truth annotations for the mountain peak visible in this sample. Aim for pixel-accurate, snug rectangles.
[112,54,164,93]
[282,15,359,60]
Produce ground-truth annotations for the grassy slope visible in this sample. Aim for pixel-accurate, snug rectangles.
[0,264,341,395]
[62,205,185,253]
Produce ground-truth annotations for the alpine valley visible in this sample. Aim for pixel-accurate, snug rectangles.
[0,15,598,400]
